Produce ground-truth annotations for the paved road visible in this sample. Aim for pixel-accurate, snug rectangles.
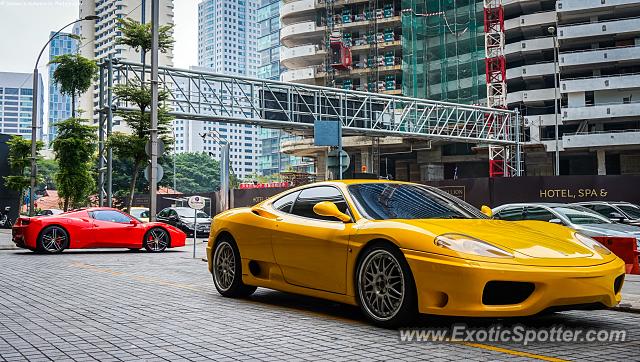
[0,245,639,362]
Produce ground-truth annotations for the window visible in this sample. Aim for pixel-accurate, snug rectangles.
[272,191,300,213]
[290,186,349,221]
[158,208,170,217]
[591,204,618,218]
[92,210,133,223]
[494,207,524,221]
[524,207,556,222]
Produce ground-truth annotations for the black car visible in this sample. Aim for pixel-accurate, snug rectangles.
[574,201,640,227]
[157,207,211,237]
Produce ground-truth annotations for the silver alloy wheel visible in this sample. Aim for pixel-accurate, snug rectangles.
[146,228,168,252]
[41,226,66,252]
[213,241,236,292]
[358,249,405,321]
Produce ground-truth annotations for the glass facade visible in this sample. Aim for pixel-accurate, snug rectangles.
[0,72,44,140]
[47,31,78,145]
[256,0,313,176]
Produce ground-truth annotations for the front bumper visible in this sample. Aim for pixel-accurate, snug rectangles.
[404,249,625,317]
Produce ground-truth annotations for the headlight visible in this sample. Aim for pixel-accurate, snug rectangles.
[574,233,611,255]
[182,222,195,229]
[434,233,513,258]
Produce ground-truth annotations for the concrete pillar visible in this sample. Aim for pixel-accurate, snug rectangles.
[597,149,606,175]
[316,150,328,181]
[360,149,371,173]
[420,163,444,181]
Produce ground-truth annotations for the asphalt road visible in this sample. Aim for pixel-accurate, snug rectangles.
[0,244,639,361]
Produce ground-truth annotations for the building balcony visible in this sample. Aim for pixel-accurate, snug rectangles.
[560,45,640,67]
[562,102,640,121]
[332,16,401,32]
[280,0,316,26]
[505,11,555,31]
[561,73,640,93]
[558,17,640,40]
[281,21,325,48]
[557,0,640,14]
[507,62,556,80]
[281,66,321,84]
[507,87,555,104]
[524,113,557,128]
[280,44,326,69]
[562,130,640,148]
[505,37,554,57]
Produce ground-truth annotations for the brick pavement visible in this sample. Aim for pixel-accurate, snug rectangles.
[0,245,639,361]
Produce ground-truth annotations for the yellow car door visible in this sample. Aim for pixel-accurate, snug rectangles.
[271,186,354,294]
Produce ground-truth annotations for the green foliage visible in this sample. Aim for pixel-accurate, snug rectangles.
[37,159,58,191]
[160,152,220,194]
[116,18,174,54]
[52,118,97,210]
[3,136,43,211]
[49,54,97,117]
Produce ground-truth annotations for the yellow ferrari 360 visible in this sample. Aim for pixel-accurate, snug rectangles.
[207,180,625,327]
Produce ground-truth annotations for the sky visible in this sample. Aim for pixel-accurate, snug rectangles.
[0,0,199,74]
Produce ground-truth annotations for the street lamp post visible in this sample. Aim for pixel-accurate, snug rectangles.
[548,25,560,176]
[29,15,99,216]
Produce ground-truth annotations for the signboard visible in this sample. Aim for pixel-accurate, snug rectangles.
[188,195,206,210]
[314,119,341,147]
[144,164,164,183]
[238,182,291,189]
[327,149,350,173]
[145,139,165,157]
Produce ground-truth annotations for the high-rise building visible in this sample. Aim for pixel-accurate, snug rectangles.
[0,72,44,141]
[77,0,174,122]
[47,31,78,145]
[256,0,313,176]
[171,0,261,180]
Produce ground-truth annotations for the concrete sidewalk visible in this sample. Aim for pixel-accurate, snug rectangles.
[0,229,16,250]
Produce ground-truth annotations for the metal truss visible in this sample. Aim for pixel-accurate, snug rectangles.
[96,60,522,203]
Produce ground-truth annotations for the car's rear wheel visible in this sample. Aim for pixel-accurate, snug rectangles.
[38,226,69,253]
[212,236,256,297]
[356,243,417,328]
[144,227,169,252]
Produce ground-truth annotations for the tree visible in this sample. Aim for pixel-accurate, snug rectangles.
[107,81,173,212]
[48,54,98,117]
[37,159,58,191]
[160,152,220,194]
[52,118,97,210]
[3,136,43,213]
[116,18,173,81]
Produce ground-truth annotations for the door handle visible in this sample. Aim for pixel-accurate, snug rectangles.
[276,217,283,221]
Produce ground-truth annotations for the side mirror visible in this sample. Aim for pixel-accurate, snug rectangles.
[609,212,625,222]
[549,218,563,225]
[129,219,139,225]
[313,201,351,222]
[480,205,493,218]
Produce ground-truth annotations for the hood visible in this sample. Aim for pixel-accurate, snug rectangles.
[575,223,640,238]
[394,219,597,260]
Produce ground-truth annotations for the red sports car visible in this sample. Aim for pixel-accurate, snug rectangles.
[12,207,186,253]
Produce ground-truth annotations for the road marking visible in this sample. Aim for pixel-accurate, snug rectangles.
[461,342,568,362]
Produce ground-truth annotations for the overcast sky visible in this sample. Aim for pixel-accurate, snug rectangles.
[0,0,199,74]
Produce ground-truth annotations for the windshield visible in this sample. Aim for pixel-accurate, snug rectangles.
[348,183,484,220]
[552,206,611,225]
[176,209,209,219]
[617,204,640,219]
[130,209,149,218]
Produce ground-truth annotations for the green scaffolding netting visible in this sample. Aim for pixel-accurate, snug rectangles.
[402,0,486,105]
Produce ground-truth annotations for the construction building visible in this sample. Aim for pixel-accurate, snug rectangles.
[279,0,640,180]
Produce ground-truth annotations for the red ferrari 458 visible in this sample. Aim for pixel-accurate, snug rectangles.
[12,207,186,253]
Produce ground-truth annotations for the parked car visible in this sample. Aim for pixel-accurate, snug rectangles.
[492,203,640,250]
[12,207,186,253]
[208,180,625,328]
[36,209,64,216]
[129,207,150,222]
[574,201,640,226]
[157,207,211,237]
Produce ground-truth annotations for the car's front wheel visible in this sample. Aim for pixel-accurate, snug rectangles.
[356,243,417,328]
[37,225,69,253]
[212,236,256,297]
[144,227,169,252]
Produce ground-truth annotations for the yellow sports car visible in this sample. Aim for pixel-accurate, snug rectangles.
[207,180,625,327]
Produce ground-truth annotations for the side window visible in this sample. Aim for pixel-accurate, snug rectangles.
[524,207,556,222]
[494,207,524,221]
[592,205,617,217]
[272,191,301,214]
[92,210,133,223]
[290,186,349,221]
[158,209,169,217]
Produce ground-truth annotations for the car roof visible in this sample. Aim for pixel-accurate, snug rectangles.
[494,202,564,208]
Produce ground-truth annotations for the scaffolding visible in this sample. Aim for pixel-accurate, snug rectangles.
[401,0,485,104]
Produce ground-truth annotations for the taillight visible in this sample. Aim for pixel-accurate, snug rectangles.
[18,217,30,226]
